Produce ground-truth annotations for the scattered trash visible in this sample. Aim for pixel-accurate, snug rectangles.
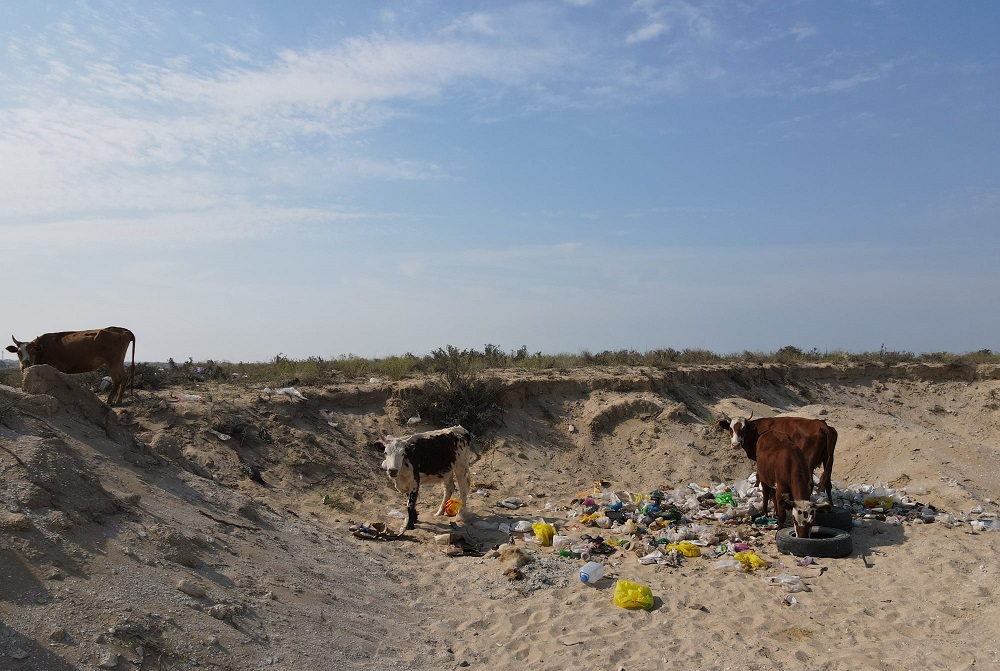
[206,429,231,441]
[318,409,338,428]
[263,386,307,401]
[763,574,811,593]
[174,393,203,402]
[782,594,798,606]
[613,579,654,610]
[443,498,463,517]
[579,561,606,584]
[351,522,397,541]
[711,558,743,571]
[734,550,769,571]
[406,413,421,426]
[665,541,701,558]
[532,522,556,546]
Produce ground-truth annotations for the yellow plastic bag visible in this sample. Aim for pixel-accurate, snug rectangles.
[532,522,555,546]
[613,579,654,610]
[734,550,769,572]
[665,541,702,558]
[578,512,600,526]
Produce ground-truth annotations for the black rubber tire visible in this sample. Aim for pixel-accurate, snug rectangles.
[814,506,854,532]
[776,526,853,558]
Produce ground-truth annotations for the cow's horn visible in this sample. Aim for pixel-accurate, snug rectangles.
[746,410,754,421]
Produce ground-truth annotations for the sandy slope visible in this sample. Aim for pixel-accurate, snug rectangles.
[1,362,998,670]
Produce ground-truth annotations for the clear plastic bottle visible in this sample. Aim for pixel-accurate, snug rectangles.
[579,561,605,585]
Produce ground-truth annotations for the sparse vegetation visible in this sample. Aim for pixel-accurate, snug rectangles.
[3,345,998,395]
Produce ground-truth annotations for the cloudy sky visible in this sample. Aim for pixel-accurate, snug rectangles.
[2,1,997,362]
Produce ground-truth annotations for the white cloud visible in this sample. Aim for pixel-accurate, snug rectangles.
[789,23,817,41]
[626,22,669,45]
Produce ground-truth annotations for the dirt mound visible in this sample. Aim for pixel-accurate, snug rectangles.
[1,362,999,669]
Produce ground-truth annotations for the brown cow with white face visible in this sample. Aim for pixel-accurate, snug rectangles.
[755,430,831,538]
[6,327,136,405]
[718,413,837,504]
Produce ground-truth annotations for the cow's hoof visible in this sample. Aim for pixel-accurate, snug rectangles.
[814,506,854,532]
[776,526,853,558]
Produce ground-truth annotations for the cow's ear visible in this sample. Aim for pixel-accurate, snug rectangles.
[372,440,386,451]
[716,419,730,432]
[5,345,16,354]
[815,501,832,513]
[779,493,794,510]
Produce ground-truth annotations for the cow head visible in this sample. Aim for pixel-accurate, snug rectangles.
[375,435,416,493]
[718,412,755,456]
[781,494,831,539]
[6,336,39,369]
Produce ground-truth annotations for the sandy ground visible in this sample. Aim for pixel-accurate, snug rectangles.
[1,361,998,670]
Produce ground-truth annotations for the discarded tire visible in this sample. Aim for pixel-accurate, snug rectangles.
[814,506,854,532]
[776,526,853,558]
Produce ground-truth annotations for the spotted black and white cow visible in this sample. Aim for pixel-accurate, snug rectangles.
[376,425,472,532]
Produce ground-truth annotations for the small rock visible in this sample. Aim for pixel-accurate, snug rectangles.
[10,648,29,660]
[97,651,120,668]
[49,627,68,642]
[0,511,31,532]
[176,579,206,598]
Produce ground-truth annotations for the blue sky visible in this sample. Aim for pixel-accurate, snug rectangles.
[1,1,997,362]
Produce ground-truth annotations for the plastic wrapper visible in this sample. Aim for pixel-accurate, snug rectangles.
[531,522,555,546]
[443,498,463,517]
[613,579,654,610]
[734,550,769,571]
[664,541,701,557]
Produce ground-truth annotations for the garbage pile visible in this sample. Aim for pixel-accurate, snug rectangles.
[836,479,997,529]
[484,476,996,571]
[489,479,784,574]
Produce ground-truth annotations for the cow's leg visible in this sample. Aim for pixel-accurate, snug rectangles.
[774,488,788,530]
[759,479,772,518]
[821,460,834,503]
[108,363,125,405]
[435,474,455,516]
[454,460,471,521]
[405,489,419,531]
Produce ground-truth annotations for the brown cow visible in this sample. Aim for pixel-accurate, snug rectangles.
[718,413,837,503]
[6,327,136,405]
[755,430,831,538]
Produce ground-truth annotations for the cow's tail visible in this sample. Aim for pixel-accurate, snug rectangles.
[128,330,136,398]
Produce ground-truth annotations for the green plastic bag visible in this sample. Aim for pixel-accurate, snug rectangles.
[613,579,654,610]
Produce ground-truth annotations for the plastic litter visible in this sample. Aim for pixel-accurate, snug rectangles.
[763,574,811,592]
[443,498,463,517]
[613,579,654,610]
[714,492,734,506]
[734,550,769,571]
[532,522,556,546]
[664,541,701,558]
[579,561,606,585]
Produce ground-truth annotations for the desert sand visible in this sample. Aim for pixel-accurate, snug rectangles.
[1,361,998,670]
